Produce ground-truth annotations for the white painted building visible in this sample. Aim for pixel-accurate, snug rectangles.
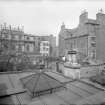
[40,41,50,56]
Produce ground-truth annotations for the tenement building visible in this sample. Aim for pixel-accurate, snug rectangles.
[40,41,50,56]
[0,24,57,59]
[59,10,105,62]
[0,24,39,55]
[38,35,57,57]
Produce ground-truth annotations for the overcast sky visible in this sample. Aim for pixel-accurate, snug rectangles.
[0,0,105,39]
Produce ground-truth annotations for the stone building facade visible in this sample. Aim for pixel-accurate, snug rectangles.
[40,41,50,56]
[0,24,39,55]
[0,24,57,59]
[38,35,57,57]
[59,10,105,62]
[65,35,88,62]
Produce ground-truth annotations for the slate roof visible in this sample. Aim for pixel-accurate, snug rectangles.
[20,71,70,97]
[85,19,100,25]
[90,74,105,86]
[0,71,104,105]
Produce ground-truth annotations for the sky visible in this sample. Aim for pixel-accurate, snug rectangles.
[0,0,105,42]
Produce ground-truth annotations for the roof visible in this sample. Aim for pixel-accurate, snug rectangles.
[75,91,105,105]
[90,74,105,85]
[65,34,88,40]
[68,50,77,54]
[20,72,66,97]
[0,71,104,105]
[85,19,100,25]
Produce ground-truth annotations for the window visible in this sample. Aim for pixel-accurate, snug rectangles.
[11,35,15,40]
[5,34,8,39]
[91,36,96,41]
[91,43,96,47]
[73,40,76,48]
[11,44,15,50]
[19,35,22,40]
[46,43,49,46]
[92,50,96,59]
[26,44,30,51]
[27,36,30,40]
[43,42,49,46]
[18,45,22,51]
[43,47,45,51]
[46,48,49,51]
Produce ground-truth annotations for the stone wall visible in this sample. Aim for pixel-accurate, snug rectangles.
[59,11,105,62]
